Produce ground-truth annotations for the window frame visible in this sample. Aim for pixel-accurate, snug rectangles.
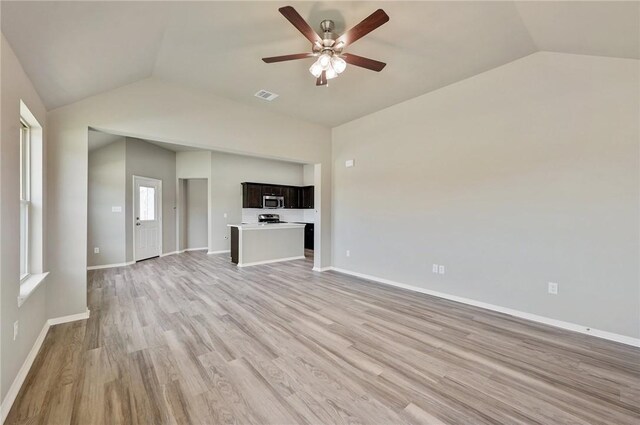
[20,119,30,282]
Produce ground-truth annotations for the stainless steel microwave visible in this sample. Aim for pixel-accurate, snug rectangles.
[263,195,284,209]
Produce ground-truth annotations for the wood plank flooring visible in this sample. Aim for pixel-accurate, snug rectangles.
[6,251,640,424]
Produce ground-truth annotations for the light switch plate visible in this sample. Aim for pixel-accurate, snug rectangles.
[432,264,439,273]
[345,159,355,168]
[438,265,445,274]
[112,206,122,212]
[548,282,558,295]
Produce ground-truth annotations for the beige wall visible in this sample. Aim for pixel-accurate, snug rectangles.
[87,138,176,266]
[186,179,208,249]
[87,138,126,266]
[0,34,48,405]
[46,77,331,319]
[332,52,639,338]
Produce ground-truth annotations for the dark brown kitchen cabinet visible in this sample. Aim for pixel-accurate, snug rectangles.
[261,185,284,197]
[241,182,314,209]
[242,183,263,208]
[301,186,314,209]
[285,186,299,209]
[304,223,314,250]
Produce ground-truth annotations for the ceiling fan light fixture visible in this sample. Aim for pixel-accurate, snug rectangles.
[331,56,347,74]
[318,52,332,70]
[263,6,389,86]
[325,65,338,80]
[309,60,323,78]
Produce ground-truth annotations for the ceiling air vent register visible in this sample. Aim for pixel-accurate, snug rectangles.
[254,90,279,101]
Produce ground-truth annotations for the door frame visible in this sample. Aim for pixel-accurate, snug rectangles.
[132,175,163,261]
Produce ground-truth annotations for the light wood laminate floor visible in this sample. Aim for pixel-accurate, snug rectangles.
[6,251,640,424]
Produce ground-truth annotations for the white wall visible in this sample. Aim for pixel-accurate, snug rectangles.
[46,77,331,319]
[87,138,126,266]
[332,52,639,338]
[0,34,48,407]
[209,151,304,252]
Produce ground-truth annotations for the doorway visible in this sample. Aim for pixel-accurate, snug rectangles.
[133,175,162,261]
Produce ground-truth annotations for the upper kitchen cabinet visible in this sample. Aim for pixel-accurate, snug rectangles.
[301,186,314,209]
[261,185,285,197]
[242,183,263,208]
[285,186,299,209]
[241,183,314,209]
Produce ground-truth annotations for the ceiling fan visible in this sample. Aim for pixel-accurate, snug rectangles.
[262,6,389,86]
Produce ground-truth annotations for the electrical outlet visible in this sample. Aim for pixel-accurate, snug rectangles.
[439,265,445,274]
[432,264,439,273]
[346,250,350,257]
[223,213,227,218]
[94,247,100,254]
[548,282,558,295]
[13,321,19,341]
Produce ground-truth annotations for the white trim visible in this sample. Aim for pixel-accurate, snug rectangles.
[1,322,48,423]
[48,309,91,326]
[87,261,135,270]
[207,250,230,255]
[1,308,90,423]
[312,266,332,272]
[329,267,640,348]
[162,248,208,257]
[160,250,181,257]
[17,272,49,307]
[237,256,305,268]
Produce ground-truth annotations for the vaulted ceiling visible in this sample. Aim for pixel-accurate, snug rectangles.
[2,1,638,126]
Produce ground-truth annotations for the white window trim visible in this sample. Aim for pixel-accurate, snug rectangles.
[18,101,47,307]
[18,272,49,307]
[19,120,30,282]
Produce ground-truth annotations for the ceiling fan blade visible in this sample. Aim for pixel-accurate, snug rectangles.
[335,9,389,48]
[262,53,314,63]
[342,53,386,72]
[279,6,322,46]
[316,70,327,86]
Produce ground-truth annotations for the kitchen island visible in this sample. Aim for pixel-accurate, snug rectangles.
[228,223,305,267]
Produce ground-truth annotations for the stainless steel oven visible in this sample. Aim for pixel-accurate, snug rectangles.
[263,195,284,209]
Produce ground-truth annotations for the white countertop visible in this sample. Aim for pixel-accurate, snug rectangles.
[228,223,305,230]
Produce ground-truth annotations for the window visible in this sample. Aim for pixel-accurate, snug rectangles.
[139,186,155,220]
[20,121,30,280]
[17,101,47,307]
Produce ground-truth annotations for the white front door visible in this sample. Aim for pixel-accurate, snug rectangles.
[134,176,162,261]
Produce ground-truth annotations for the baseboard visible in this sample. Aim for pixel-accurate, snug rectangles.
[207,250,230,255]
[329,267,640,348]
[184,247,208,252]
[48,309,90,326]
[238,255,305,268]
[160,250,181,257]
[312,266,332,272]
[1,308,90,423]
[87,261,134,270]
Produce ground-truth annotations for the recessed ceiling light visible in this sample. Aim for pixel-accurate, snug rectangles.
[254,90,279,101]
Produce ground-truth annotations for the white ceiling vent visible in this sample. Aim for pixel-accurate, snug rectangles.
[254,90,279,101]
